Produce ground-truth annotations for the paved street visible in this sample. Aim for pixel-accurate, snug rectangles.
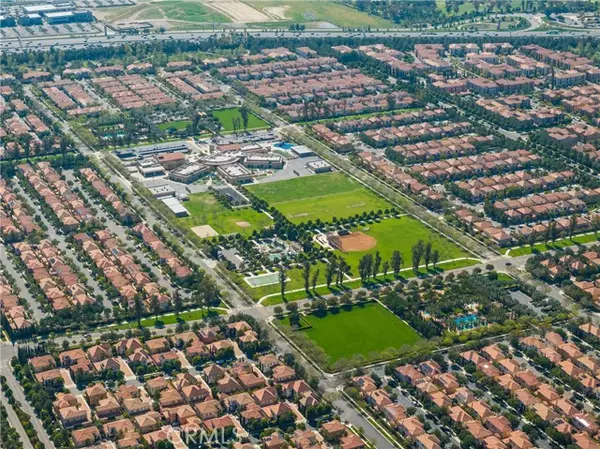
[0,344,56,449]
[3,25,600,53]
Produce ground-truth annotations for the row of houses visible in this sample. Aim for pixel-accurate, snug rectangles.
[0,273,33,334]
[91,75,176,110]
[28,321,367,449]
[476,97,563,127]
[131,223,193,280]
[73,228,169,309]
[244,69,386,105]
[362,121,471,148]
[386,134,494,164]
[544,123,600,148]
[42,79,103,116]
[493,188,600,224]
[542,83,600,120]
[13,239,95,311]
[311,124,353,153]
[455,336,600,449]
[19,162,93,230]
[78,167,135,223]
[0,179,40,241]
[409,149,541,183]
[453,169,575,202]
[331,108,447,134]
[161,70,225,102]
[280,91,414,122]
[453,209,513,246]
[218,56,338,80]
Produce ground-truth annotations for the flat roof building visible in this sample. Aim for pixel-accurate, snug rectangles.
[243,155,284,169]
[162,197,188,217]
[148,184,176,198]
[169,162,211,184]
[292,145,314,158]
[307,159,332,173]
[217,164,253,184]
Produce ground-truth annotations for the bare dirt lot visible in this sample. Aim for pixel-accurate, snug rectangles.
[191,225,219,238]
[336,232,377,252]
[204,0,270,22]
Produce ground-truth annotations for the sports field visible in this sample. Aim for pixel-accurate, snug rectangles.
[211,108,270,132]
[332,216,470,274]
[280,302,422,367]
[247,172,392,224]
[245,1,396,28]
[178,192,273,237]
[157,120,192,131]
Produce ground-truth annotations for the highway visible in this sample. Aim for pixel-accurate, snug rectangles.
[3,26,600,52]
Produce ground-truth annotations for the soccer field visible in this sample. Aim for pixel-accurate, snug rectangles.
[178,192,273,237]
[332,216,470,274]
[211,107,270,132]
[281,302,422,368]
[247,172,393,224]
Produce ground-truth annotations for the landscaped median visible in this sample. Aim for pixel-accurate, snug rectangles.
[507,231,600,257]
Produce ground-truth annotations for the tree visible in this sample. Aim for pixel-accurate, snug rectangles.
[358,254,373,282]
[325,258,336,289]
[150,295,160,323]
[173,290,183,319]
[424,242,432,269]
[239,105,250,132]
[200,277,220,311]
[593,215,600,236]
[289,311,301,327]
[311,268,320,292]
[373,250,382,278]
[302,262,311,293]
[382,261,390,278]
[569,214,577,239]
[337,258,348,286]
[411,240,425,273]
[391,250,403,277]
[432,250,440,269]
[134,294,144,328]
[279,266,287,299]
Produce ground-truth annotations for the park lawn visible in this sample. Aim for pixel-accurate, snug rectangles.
[246,1,396,28]
[279,302,422,366]
[248,172,393,224]
[178,192,273,237]
[508,232,600,257]
[236,261,330,302]
[157,120,192,131]
[260,258,478,306]
[212,108,270,132]
[99,1,230,23]
[333,216,469,274]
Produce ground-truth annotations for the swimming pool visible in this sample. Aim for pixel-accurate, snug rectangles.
[275,142,295,150]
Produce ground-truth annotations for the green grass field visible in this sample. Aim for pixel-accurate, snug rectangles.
[157,120,192,131]
[246,1,396,28]
[235,260,330,302]
[178,192,273,237]
[333,216,469,274]
[212,108,270,132]
[248,172,392,224]
[279,302,422,366]
[97,1,230,25]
